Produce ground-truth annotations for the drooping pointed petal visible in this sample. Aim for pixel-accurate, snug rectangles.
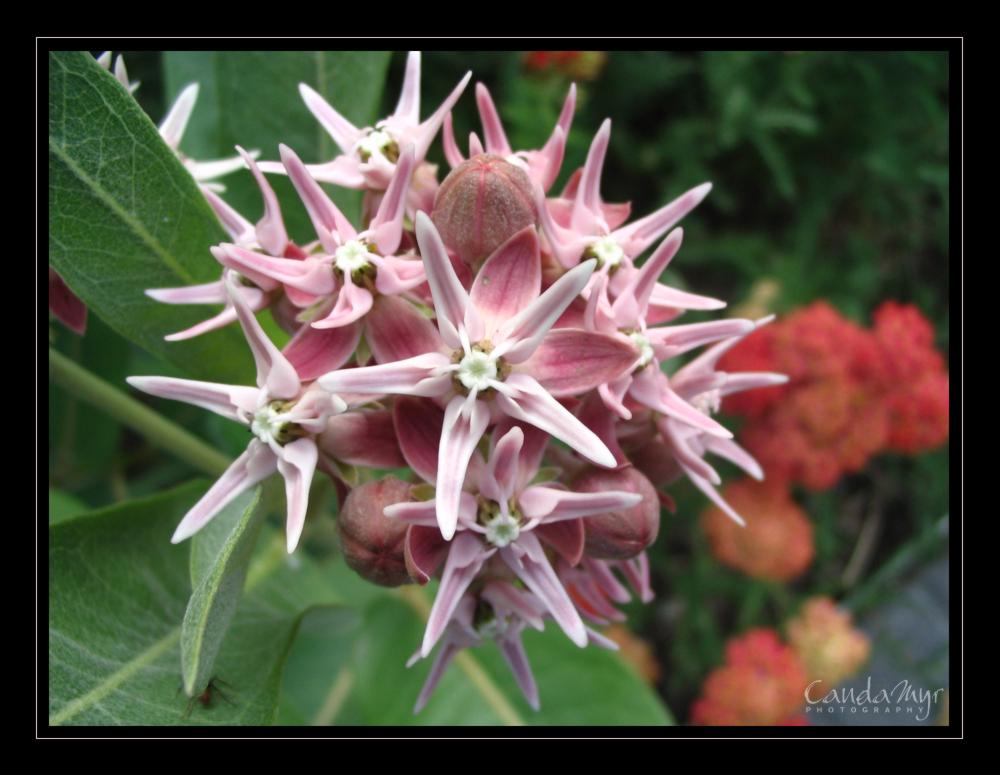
[468,132,484,157]
[48,268,88,334]
[490,417,549,491]
[298,83,363,154]
[520,485,642,524]
[280,144,357,250]
[533,124,567,192]
[586,626,621,651]
[404,524,450,585]
[259,155,367,188]
[442,112,465,168]
[412,639,462,714]
[556,82,577,135]
[282,319,361,381]
[562,567,627,624]
[226,274,300,399]
[536,187,588,268]
[163,307,239,342]
[496,259,597,363]
[422,533,495,656]
[436,395,491,540]
[276,438,318,552]
[469,227,541,339]
[368,145,415,255]
[146,280,226,305]
[702,436,764,480]
[571,119,611,233]
[126,376,260,421]
[385,500,440,526]
[172,441,278,543]
[414,211,483,348]
[612,182,713,257]
[535,518,586,565]
[393,396,445,484]
[481,581,546,631]
[647,318,755,361]
[235,145,288,256]
[158,83,199,151]
[201,188,256,244]
[414,71,473,162]
[498,633,540,711]
[629,366,731,439]
[583,557,632,603]
[648,282,726,312]
[318,410,405,469]
[480,426,523,505]
[475,83,512,156]
[393,51,422,125]
[318,352,451,397]
[613,228,684,324]
[365,295,447,365]
[217,244,334,296]
[686,468,747,527]
[496,373,616,468]
[520,329,637,397]
[188,154,253,182]
[718,372,789,397]
[311,279,373,329]
[502,532,587,647]
[371,255,426,295]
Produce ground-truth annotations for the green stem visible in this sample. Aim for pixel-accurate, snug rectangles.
[48,348,230,477]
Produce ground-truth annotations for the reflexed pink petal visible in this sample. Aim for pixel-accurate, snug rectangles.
[171,441,278,543]
[496,373,615,468]
[442,112,465,168]
[583,557,632,604]
[258,155,367,189]
[562,568,626,624]
[405,524,450,585]
[702,436,764,480]
[146,280,225,305]
[520,329,637,397]
[496,259,597,363]
[480,426,524,504]
[414,71,473,162]
[659,418,721,485]
[393,396,444,483]
[470,227,541,339]
[282,320,360,382]
[311,279,373,329]
[468,131,484,157]
[422,533,495,656]
[475,83,512,156]
[613,228,684,323]
[158,83,198,151]
[718,372,789,397]
[571,119,611,234]
[201,188,256,244]
[498,634,540,711]
[629,366,731,439]
[687,468,746,527]
[127,375,260,421]
[318,352,451,397]
[648,282,726,312]
[413,639,463,713]
[535,518,586,565]
[586,626,621,651]
[481,581,546,631]
[490,417,548,491]
[280,144,357,249]
[385,500,440,526]
[368,145,414,255]
[48,269,88,334]
[520,485,642,523]
[236,145,288,256]
[536,186,588,268]
[647,318,754,361]
[531,124,566,192]
[436,395,491,539]
[618,553,654,603]
[414,212,483,348]
[277,438,318,552]
[163,306,241,342]
[218,244,335,296]
[393,51,422,125]
[556,82,577,135]
[501,532,587,647]
[318,410,404,469]
[298,83,362,153]
[226,275,301,399]
[365,295,446,364]
[612,182,713,257]
[371,255,426,295]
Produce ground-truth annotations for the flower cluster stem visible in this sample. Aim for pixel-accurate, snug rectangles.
[48,348,231,477]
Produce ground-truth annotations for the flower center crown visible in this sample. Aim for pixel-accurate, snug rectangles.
[588,236,626,269]
[334,240,372,274]
[456,349,499,391]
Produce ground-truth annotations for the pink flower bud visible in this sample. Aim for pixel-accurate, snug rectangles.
[574,466,660,560]
[337,477,413,587]
[432,153,537,266]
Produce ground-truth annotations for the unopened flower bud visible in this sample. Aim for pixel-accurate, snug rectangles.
[574,466,660,560]
[432,153,537,266]
[337,477,413,587]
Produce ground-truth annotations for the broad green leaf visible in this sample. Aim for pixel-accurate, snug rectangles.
[162,51,392,238]
[181,487,265,696]
[48,51,250,384]
[48,488,89,525]
[346,595,674,726]
[48,481,340,725]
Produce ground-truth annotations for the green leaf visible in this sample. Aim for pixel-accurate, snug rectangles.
[48,51,250,384]
[162,51,392,238]
[347,595,674,725]
[181,487,265,697]
[48,488,89,525]
[48,481,340,726]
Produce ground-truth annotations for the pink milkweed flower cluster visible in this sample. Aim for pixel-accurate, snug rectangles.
[127,51,785,714]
